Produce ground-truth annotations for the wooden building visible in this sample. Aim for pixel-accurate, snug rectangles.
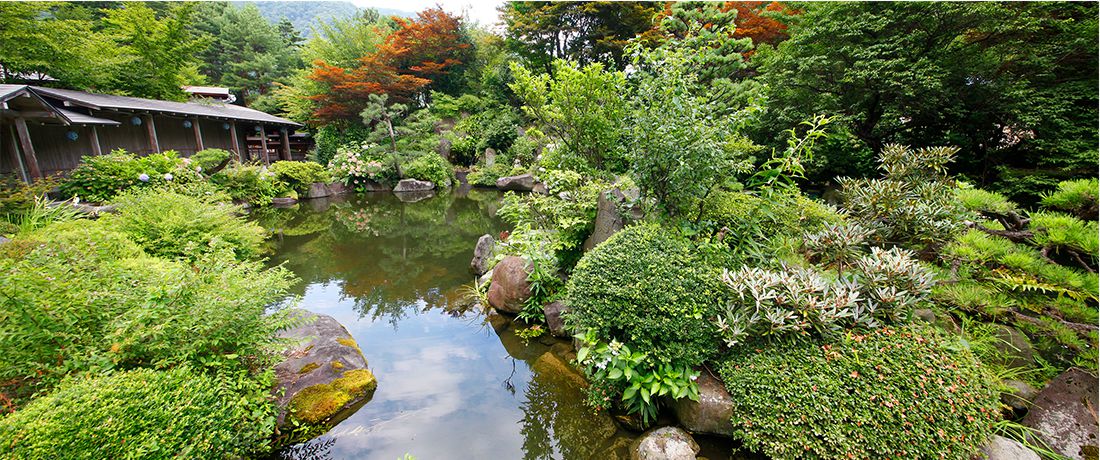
[0,84,307,181]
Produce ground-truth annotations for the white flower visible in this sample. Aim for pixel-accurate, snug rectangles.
[138,173,150,182]
[163,173,174,181]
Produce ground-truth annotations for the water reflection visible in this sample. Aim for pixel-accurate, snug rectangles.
[261,191,733,460]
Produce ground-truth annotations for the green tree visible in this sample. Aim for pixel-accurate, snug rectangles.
[100,2,206,101]
[0,2,113,89]
[755,2,1099,202]
[500,1,662,72]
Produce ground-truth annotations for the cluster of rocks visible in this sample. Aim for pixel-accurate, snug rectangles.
[276,176,441,208]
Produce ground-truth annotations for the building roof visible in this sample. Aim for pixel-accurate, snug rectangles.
[29,86,300,127]
[182,85,231,96]
[0,84,33,103]
[54,107,121,126]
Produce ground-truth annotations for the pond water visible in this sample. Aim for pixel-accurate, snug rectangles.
[256,187,736,460]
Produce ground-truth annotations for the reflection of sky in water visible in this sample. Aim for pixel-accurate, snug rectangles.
[295,281,531,459]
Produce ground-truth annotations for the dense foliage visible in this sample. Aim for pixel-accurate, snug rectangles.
[59,150,201,203]
[719,326,1000,459]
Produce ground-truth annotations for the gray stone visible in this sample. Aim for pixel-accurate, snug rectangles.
[393,189,435,203]
[0,236,9,245]
[479,269,494,286]
[325,182,348,196]
[484,147,497,167]
[583,189,643,251]
[274,310,376,430]
[543,301,570,337]
[470,234,495,275]
[981,435,1042,460]
[532,182,549,195]
[437,136,452,160]
[271,197,298,207]
[1022,367,1099,460]
[631,427,700,460]
[65,201,117,217]
[668,371,734,436]
[496,173,536,192]
[304,182,330,199]
[914,308,936,323]
[487,256,532,314]
[393,178,435,193]
[993,324,1035,369]
[1001,379,1039,413]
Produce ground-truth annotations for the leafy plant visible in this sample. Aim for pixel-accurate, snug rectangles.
[210,162,282,205]
[401,153,454,187]
[270,160,329,194]
[749,115,831,190]
[1040,178,1098,221]
[190,148,232,174]
[59,150,201,203]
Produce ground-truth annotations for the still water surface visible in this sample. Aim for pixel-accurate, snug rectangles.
[257,188,734,460]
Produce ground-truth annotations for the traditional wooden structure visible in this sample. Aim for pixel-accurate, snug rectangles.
[0,84,307,181]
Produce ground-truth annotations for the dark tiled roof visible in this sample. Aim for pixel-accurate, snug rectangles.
[31,86,300,127]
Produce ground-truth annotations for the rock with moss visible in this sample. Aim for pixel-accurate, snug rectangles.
[274,310,377,437]
[1022,367,1099,460]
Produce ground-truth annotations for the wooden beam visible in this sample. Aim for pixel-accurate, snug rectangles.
[192,118,204,151]
[229,121,242,161]
[89,126,102,156]
[13,118,41,179]
[7,125,29,183]
[258,125,269,166]
[280,128,292,161]
[144,114,159,153]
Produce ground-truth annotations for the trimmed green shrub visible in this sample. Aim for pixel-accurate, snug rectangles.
[270,160,329,194]
[565,223,727,366]
[0,366,276,459]
[211,162,281,205]
[402,154,454,187]
[59,150,200,203]
[718,326,999,460]
[107,189,265,261]
[190,148,232,174]
[467,162,514,187]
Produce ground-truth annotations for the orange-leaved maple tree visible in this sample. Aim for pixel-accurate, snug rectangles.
[722,2,795,47]
[307,7,469,124]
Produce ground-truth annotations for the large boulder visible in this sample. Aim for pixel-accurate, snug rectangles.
[271,197,298,208]
[543,301,570,338]
[631,427,699,460]
[304,182,330,199]
[993,324,1035,369]
[1022,367,1099,460]
[981,435,1042,460]
[583,189,643,251]
[325,181,348,196]
[393,178,435,193]
[393,189,435,203]
[487,256,532,314]
[274,310,377,433]
[470,234,495,275]
[667,371,734,436]
[1001,379,1039,413]
[496,173,536,192]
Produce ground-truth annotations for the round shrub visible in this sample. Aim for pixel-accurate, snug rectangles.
[718,326,999,460]
[59,150,200,203]
[565,223,728,366]
[0,367,276,459]
[402,153,454,187]
[210,162,280,205]
[270,160,329,194]
[190,148,232,174]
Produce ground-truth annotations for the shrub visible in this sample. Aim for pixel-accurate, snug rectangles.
[107,189,266,261]
[211,162,281,205]
[467,162,514,187]
[718,326,999,460]
[956,187,1016,214]
[329,142,398,189]
[0,175,58,223]
[1041,178,1098,221]
[497,171,603,267]
[565,224,727,366]
[448,134,480,166]
[311,123,373,167]
[190,148,232,174]
[59,150,200,203]
[0,366,276,459]
[270,161,329,194]
[402,154,454,187]
[699,190,844,264]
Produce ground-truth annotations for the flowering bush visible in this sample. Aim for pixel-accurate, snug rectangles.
[59,150,200,203]
[329,142,397,190]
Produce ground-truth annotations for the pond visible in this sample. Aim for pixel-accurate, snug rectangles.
[255,187,736,460]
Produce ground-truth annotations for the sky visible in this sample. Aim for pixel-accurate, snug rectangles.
[351,0,506,28]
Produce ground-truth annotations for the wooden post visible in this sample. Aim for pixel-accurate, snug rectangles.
[13,118,41,179]
[89,126,102,156]
[144,114,160,153]
[258,125,269,165]
[229,121,242,161]
[280,128,292,161]
[192,118,204,151]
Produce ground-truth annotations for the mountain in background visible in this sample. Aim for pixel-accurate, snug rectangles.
[243,1,414,37]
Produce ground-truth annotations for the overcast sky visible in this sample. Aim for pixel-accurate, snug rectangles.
[351,0,506,28]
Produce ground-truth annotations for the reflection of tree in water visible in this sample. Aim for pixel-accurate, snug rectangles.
[276,435,336,460]
[262,192,506,326]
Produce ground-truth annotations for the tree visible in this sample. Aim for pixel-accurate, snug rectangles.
[500,1,662,72]
[0,3,113,89]
[755,2,1099,203]
[100,2,206,101]
[381,7,472,96]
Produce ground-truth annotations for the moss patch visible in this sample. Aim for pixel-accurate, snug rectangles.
[297,362,321,374]
[287,369,377,425]
[330,361,344,370]
[335,337,361,353]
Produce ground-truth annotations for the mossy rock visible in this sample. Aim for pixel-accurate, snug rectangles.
[273,310,376,439]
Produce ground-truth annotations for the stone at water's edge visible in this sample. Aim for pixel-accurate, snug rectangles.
[487,256,533,314]
[543,301,570,338]
[583,189,643,252]
[393,178,435,193]
[304,182,330,199]
[631,427,699,460]
[272,197,298,208]
[325,182,347,196]
[470,234,495,275]
[496,173,536,192]
[982,435,1042,460]
[394,189,435,203]
[667,371,734,436]
[1022,367,1099,460]
[274,310,377,433]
